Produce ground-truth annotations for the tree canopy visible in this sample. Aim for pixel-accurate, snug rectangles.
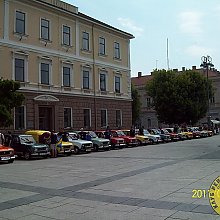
[0,78,25,127]
[131,83,141,125]
[146,69,213,125]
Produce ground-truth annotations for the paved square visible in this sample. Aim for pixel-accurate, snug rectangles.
[0,135,220,219]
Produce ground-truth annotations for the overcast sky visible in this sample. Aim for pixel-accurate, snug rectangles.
[65,0,220,77]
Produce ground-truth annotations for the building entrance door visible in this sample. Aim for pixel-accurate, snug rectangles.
[39,107,53,131]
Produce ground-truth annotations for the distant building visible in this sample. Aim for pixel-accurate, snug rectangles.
[0,0,134,131]
[131,67,220,128]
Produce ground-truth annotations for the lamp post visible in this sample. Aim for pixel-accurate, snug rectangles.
[200,55,214,129]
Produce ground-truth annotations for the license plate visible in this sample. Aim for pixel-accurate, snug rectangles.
[86,149,91,152]
[39,153,47,155]
[1,157,10,160]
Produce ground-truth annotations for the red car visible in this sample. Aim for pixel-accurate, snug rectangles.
[160,129,180,141]
[0,144,15,163]
[95,131,126,149]
[111,130,138,147]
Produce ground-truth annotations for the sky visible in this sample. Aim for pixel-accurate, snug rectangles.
[65,0,220,77]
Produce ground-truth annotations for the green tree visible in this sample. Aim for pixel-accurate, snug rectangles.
[146,69,213,125]
[0,78,25,127]
[131,83,141,125]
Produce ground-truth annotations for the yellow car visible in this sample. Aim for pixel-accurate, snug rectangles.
[25,130,72,156]
[122,130,149,145]
[179,129,193,139]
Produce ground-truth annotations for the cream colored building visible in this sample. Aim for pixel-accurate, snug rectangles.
[0,0,134,131]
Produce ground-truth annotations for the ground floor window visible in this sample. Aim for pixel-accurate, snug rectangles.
[64,107,72,128]
[116,110,122,128]
[84,109,91,128]
[101,109,107,127]
[15,106,25,130]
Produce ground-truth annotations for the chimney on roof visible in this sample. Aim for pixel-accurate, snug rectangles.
[138,72,142,77]
[173,68,178,72]
[192,66,196,70]
[182,67,185,71]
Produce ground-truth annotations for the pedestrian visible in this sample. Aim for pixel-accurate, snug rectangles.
[130,126,135,137]
[4,131,12,146]
[139,126,144,135]
[0,132,4,145]
[50,130,57,158]
[104,126,111,139]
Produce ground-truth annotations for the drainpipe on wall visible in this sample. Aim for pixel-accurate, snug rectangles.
[92,23,97,130]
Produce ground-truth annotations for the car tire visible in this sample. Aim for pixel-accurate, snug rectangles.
[137,140,142,146]
[8,159,14,164]
[24,152,31,160]
[73,146,79,154]
[94,144,99,152]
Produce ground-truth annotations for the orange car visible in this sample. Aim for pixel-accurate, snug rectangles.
[0,144,15,163]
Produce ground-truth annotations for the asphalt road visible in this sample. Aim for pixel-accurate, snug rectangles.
[1,135,220,220]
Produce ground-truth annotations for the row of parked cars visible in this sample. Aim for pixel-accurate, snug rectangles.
[0,127,214,164]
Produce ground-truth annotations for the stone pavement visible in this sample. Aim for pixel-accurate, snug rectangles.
[1,135,220,219]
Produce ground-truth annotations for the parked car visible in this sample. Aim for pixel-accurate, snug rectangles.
[179,128,193,139]
[77,131,110,151]
[160,128,180,141]
[67,132,93,154]
[111,130,138,147]
[6,134,50,160]
[142,129,162,144]
[148,129,171,143]
[188,127,201,138]
[25,130,72,156]
[165,128,187,141]
[0,144,15,163]
[95,131,126,149]
[122,129,149,146]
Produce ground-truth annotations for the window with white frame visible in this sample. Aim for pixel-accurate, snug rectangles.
[100,72,107,91]
[15,106,25,130]
[114,42,120,59]
[15,11,25,34]
[15,58,24,82]
[82,31,89,50]
[115,76,121,93]
[63,25,71,46]
[84,109,91,128]
[41,18,50,41]
[99,37,105,55]
[63,66,71,87]
[83,69,90,89]
[40,62,49,85]
[116,110,122,128]
[64,107,72,128]
[101,109,107,127]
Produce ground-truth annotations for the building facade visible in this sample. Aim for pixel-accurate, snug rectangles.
[0,0,134,131]
[132,67,220,129]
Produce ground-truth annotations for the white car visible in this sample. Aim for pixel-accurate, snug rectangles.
[68,132,93,154]
[143,129,162,144]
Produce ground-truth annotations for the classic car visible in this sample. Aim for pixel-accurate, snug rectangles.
[67,132,93,154]
[111,130,138,147]
[95,130,126,149]
[160,128,180,141]
[0,144,15,163]
[148,129,171,143]
[122,129,149,146]
[142,129,162,144]
[6,134,50,160]
[77,131,110,151]
[165,128,187,141]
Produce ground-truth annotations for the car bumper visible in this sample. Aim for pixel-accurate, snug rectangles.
[0,155,15,161]
[31,152,50,156]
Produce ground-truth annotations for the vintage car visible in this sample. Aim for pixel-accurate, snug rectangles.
[111,130,138,147]
[179,128,193,139]
[25,130,72,156]
[142,129,162,144]
[148,129,171,143]
[122,129,149,146]
[6,134,50,160]
[67,132,93,154]
[160,128,180,141]
[77,131,110,151]
[0,144,15,163]
[165,128,187,141]
[95,131,126,149]
[188,127,201,138]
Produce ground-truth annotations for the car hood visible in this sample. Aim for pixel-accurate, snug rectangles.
[23,143,48,148]
[69,139,92,144]
[92,138,109,142]
[0,145,14,151]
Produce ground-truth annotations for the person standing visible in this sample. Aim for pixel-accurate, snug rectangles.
[4,131,12,146]
[0,132,4,145]
[50,130,57,158]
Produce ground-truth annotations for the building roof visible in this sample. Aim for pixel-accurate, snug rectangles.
[131,75,153,87]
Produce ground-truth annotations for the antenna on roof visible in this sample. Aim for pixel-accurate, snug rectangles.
[166,38,170,70]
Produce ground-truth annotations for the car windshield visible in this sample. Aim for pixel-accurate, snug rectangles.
[20,135,36,144]
[68,134,78,140]
[117,131,126,136]
[143,129,150,135]
[89,131,98,138]
[162,129,169,134]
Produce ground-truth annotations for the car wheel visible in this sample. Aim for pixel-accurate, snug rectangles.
[105,147,110,151]
[8,159,14,164]
[73,146,79,154]
[150,139,154,145]
[24,152,31,160]
[94,144,99,152]
[137,140,142,146]
[66,152,71,156]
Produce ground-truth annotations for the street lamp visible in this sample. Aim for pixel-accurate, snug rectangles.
[200,55,214,128]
